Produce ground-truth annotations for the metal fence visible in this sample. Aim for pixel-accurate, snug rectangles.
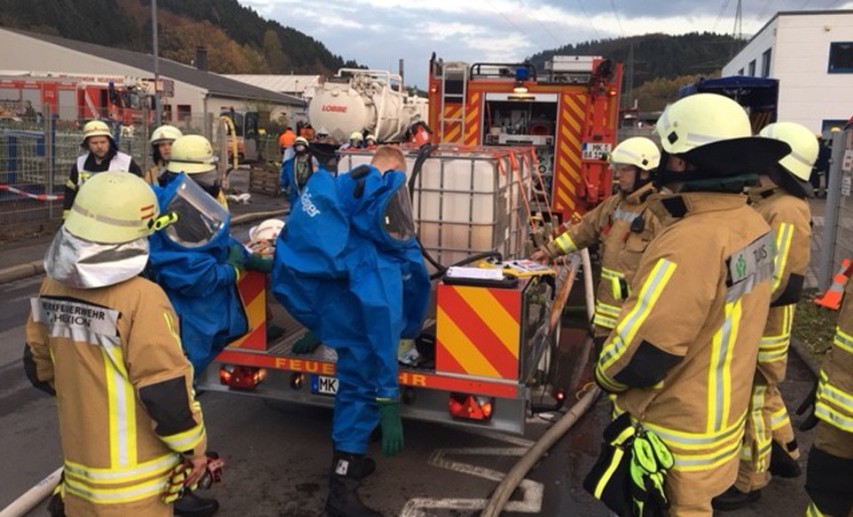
[0,108,216,234]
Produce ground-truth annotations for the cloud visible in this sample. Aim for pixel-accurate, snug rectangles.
[238,0,853,87]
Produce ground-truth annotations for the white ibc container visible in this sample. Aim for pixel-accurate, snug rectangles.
[333,146,532,271]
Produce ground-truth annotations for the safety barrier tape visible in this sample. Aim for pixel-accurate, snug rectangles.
[0,185,63,201]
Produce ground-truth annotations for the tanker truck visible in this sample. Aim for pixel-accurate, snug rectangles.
[307,68,428,143]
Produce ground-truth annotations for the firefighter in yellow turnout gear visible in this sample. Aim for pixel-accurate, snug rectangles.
[714,122,816,510]
[24,172,211,517]
[585,93,791,517]
[801,277,853,517]
[533,137,661,345]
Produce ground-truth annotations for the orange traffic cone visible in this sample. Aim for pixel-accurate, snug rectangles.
[815,258,853,310]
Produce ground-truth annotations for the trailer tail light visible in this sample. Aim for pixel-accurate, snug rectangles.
[290,373,304,390]
[219,365,265,390]
[448,393,494,421]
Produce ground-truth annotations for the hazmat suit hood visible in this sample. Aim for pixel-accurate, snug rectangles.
[44,227,150,289]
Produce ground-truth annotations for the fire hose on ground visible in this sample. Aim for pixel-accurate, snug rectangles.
[482,247,601,517]
[0,467,62,517]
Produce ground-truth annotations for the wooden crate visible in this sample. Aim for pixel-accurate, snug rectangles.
[249,162,280,196]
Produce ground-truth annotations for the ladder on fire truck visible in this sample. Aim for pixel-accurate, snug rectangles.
[437,62,469,144]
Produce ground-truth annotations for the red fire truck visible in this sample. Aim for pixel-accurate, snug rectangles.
[0,72,170,124]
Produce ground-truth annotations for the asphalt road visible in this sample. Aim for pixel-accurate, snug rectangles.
[0,264,820,516]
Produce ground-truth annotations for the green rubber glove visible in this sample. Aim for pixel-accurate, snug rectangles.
[245,253,274,273]
[292,332,320,354]
[226,244,246,272]
[377,399,403,457]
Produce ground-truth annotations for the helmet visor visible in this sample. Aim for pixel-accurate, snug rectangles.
[382,184,415,243]
[163,175,228,248]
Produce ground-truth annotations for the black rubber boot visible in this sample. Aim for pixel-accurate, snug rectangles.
[325,452,383,517]
[712,486,761,511]
[173,491,220,517]
[769,440,802,478]
[350,456,376,481]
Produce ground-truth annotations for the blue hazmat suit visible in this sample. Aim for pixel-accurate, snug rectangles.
[272,164,430,454]
[148,174,248,374]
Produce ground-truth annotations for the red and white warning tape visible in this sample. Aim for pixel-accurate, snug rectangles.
[0,184,63,201]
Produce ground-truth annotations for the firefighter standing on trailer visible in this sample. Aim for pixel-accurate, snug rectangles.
[800,275,853,517]
[713,122,816,510]
[271,146,430,517]
[531,137,661,349]
[585,93,790,516]
[63,120,142,217]
[24,172,210,517]
[144,124,183,185]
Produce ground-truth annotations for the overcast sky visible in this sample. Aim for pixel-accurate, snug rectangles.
[238,0,852,87]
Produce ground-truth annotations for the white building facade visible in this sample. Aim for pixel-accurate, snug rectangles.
[723,10,853,133]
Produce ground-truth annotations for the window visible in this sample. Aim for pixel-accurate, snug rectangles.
[748,60,756,76]
[162,104,172,122]
[177,104,192,122]
[828,42,853,73]
[761,49,772,77]
[822,119,848,133]
[738,68,744,75]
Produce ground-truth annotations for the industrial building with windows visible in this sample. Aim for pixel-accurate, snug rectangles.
[722,9,853,133]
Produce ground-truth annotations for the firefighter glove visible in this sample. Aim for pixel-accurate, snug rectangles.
[292,332,321,354]
[162,459,200,504]
[377,398,404,457]
[245,253,273,273]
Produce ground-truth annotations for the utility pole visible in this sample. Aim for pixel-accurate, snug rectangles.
[152,0,162,127]
[625,41,634,110]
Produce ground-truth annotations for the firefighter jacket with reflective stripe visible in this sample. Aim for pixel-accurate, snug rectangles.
[25,276,206,511]
[595,192,772,477]
[818,279,853,435]
[747,185,811,383]
[553,183,659,332]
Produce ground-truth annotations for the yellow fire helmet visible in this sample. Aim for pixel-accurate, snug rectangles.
[64,171,159,244]
[759,122,819,182]
[350,131,363,141]
[610,137,661,171]
[81,120,113,146]
[150,124,184,145]
[655,93,751,155]
[167,134,218,174]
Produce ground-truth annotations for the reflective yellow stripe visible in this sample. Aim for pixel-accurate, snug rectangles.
[101,344,137,468]
[771,223,793,294]
[769,406,791,432]
[65,179,77,190]
[642,412,745,451]
[744,384,771,471]
[806,501,827,517]
[833,327,853,354]
[599,259,677,372]
[163,311,194,380]
[64,472,167,504]
[816,371,853,431]
[595,366,627,392]
[593,315,618,330]
[707,299,741,433]
[554,232,577,253]
[594,446,625,499]
[601,267,626,300]
[161,424,206,453]
[64,453,179,484]
[595,300,622,316]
